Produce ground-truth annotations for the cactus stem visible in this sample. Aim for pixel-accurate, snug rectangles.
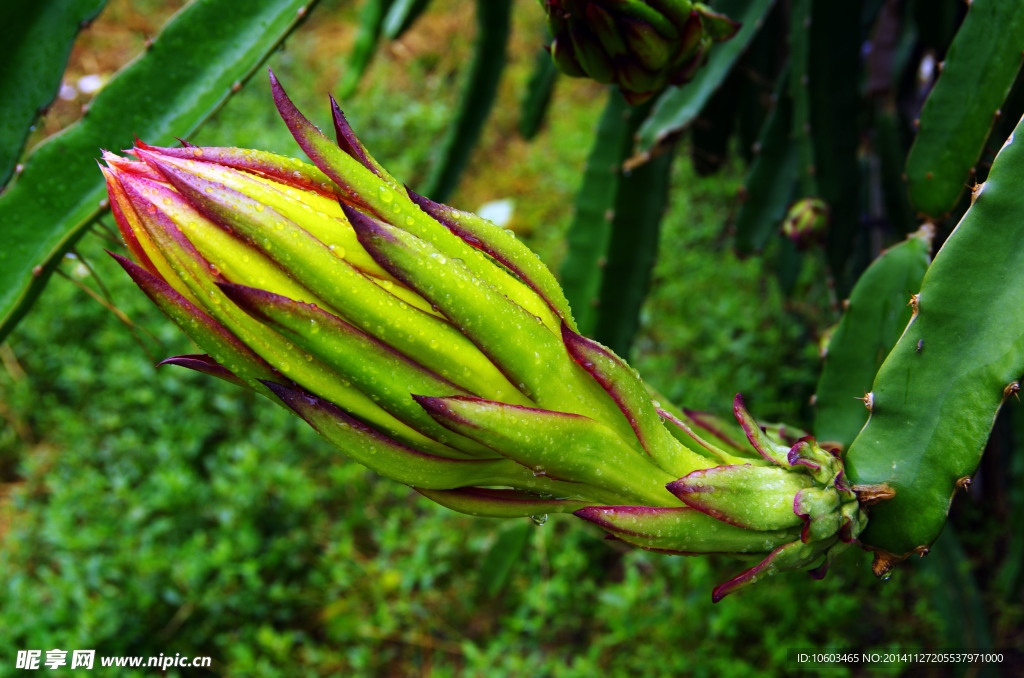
[1001,381,1021,402]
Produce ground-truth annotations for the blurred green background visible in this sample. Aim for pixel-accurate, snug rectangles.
[0,0,1018,675]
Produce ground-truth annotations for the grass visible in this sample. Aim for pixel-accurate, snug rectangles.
[0,0,998,675]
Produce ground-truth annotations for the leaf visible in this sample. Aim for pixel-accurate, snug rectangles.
[635,0,776,154]
[0,0,317,343]
[0,0,108,189]
[846,115,1024,558]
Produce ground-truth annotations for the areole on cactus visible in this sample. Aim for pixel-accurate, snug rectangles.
[100,70,865,601]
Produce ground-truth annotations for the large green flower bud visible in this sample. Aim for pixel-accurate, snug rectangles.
[540,0,739,104]
[101,71,864,600]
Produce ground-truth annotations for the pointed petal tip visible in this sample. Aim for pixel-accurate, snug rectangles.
[157,354,245,386]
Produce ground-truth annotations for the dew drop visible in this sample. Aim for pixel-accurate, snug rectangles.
[531,514,548,526]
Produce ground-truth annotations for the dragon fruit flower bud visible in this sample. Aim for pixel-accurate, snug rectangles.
[540,0,740,104]
[103,71,866,601]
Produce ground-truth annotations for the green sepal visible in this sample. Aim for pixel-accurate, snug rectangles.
[266,382,556,489]
[586,3,629,59]
[693,3,740,42]
[218,282,502,458]
[562,324,712,477]
[416,396,677,507]
[575,505,800,555]
[656,408,758,465]
[668,465,811,531]
[158,354,247,388]
[109,251,277,390]
[794,486,843,543]
[733,394,792,467]
[407,188,576,332]
[710,537,838,602]
[415,487,592,518]
[348,206,632,436]
[270,72,556,327]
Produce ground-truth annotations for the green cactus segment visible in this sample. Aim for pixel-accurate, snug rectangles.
[905,0,1024,219]
[788,0,814,197]
[415,487,591,518]
[519,38,559,140]
[636,0,776,153]
[270,72,558,330]
[382,0,432,39]
[846,116,1024,560]
[592,146,673,357]
[734,70,796,254]
[348,207,633,435]
[562,325,711,476]
[266,383,543,490]
[421,0,512,201]
[109,252,277,388]
[339,0,394,99]
[669,465,811,531]
[806,0,861,287]
[407,189,578,331]
[813,226,933,448]
[1,0,108,188]
[417,396,678,507]
[218,283,496,459]
[560,93,635,335]
[575,506,801,554]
